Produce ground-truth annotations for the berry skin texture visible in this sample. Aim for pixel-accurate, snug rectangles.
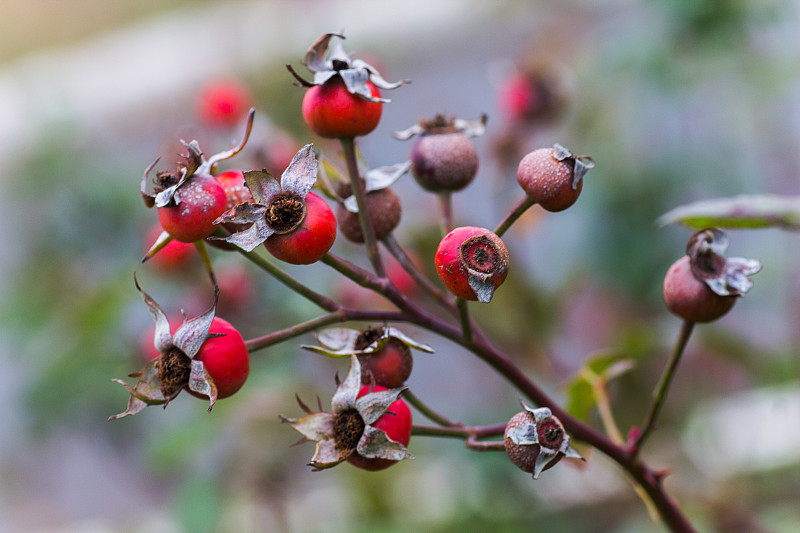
[358,338,413,389]
[663,256,737,323]
[346,385,412,471]
[187,317,250,400]
[337,188,402,243]
[435,226,510,301]
[158,176,228,243]
[302,77,383,139]
[410,132,479,192]
[264,191,337,265]
[517,147,581,212]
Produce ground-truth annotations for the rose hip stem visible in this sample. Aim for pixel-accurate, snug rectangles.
[340,137,385,277]
[439,191,454,234]
[494,196,536,238]
[633,320,696,451]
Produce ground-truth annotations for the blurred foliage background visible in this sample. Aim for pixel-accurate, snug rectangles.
[2,0,800,532]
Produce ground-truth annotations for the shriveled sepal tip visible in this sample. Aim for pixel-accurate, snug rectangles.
[686,228,762,297]
[552,143,595,190]
[302,326,433,358]
[393,114,488,141]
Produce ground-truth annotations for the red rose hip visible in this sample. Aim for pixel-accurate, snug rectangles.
[516,144,594,212]
[663,256,737,323]
[435,226,509,303]
[264,191,337,265]
[302,77,383,139]
[187,317,250,400]
[158,175,228,242]
[346,385,412,471]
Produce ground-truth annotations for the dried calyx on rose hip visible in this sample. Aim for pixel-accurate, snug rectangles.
[287,32,409,139]
[141,109,255,245]
[663,228,762,323]
[516,143,594,212]
[327,157,410,243]
[211,145,337,265]
[280,355,414,471]
[435,226,510,303]
[109,277,250,420]
[302,325,433,388]
[394,114,487,192]
[504,401,584,479]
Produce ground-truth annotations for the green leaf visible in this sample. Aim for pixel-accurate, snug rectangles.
[564,352,634,422]
[658,194,800,230]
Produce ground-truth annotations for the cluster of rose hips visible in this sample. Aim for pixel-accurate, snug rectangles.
[111,31,761,507]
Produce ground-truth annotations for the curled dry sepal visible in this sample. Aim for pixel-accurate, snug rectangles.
[140,109,255,209]
[280,355,415,471]
[392,113,488,141]
[301,326,434,358]
[109,278,221,420]
[686,228,762,297]
[339,161,411,213]
[504,401,584,479]
[211,145,319,252]
[287,32,409,103]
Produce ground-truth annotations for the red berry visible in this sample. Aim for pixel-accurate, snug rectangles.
[410,131,479,192]
[196,79,252,129]
[215,170,252,209]
[157,175,228,243]
[346,385,412,471]
[663,255,736,323]
[435,226,510,302]
[143,223,195,272]
[264,191,337,265]
[517,146,589,212]
[302,77,383,139]
[187,317,250,400]
[504,409,567,476]
[355,328,413,388]
[336,188,402,243]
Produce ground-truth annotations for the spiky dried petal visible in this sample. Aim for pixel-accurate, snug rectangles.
[188,359,219,412]
[354,387,406,425]
[331,355,362,414]
[109,360,166,420]
[280,144,318,199]
[356,425,414,462]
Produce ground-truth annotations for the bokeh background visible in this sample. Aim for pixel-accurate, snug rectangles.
[2,1,800,532]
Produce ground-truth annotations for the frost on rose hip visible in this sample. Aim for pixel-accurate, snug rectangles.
[109,278,249,420]
[280,355,414,471]
[435,226,510,303]
[394,114,487,192]
[212,145,337,265]
[303,326,433,388]
[516,143,594,212]
[287,32,409,139]
[504,401,583,479]
[663,228,761,323]
[141,109,255,246]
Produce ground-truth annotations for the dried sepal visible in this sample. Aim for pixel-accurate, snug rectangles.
[393,114,487,140]
[686,228,762,297]
[357,425,415,462]
[108,360,166,420]
[302,326,433,358]
[293,32,408,103]
[552,143,595,190]
[188,359,219,412]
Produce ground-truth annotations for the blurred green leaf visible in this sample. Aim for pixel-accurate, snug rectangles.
[658,195,800,230]
[565,352,635,422]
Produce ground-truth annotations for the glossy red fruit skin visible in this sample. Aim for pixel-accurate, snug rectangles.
[158,176,228,243]
[358,339,413,388]
[663,256,736,323]
[347,385,412,471]
[410,132,478,192]
[517,148,582,212]
[336,188,402,243]
[187,317,250,400]
[302,77,382,139]
[265,192,337,265]
[144,223,195,272]
[434,226,509,301]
